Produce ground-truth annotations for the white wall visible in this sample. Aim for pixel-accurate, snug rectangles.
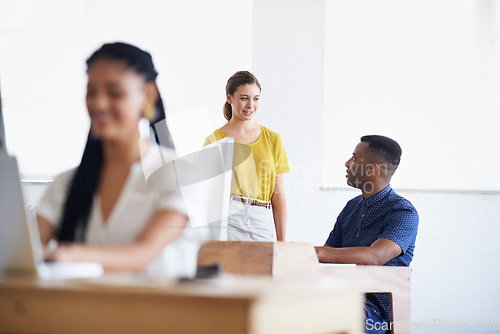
[252,0,500,332]
[0,0,252,176]
[252,0,327,244]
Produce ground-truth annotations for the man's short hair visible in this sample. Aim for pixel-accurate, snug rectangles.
[361,135,402,167]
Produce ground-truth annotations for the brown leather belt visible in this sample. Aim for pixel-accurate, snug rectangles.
[231,195,271,209]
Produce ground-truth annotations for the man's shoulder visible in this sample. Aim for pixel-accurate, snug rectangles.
[387,189,418,213]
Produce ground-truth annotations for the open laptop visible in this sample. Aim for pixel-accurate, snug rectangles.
[0,154,103,279]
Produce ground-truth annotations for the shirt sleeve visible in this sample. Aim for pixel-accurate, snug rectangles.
[378,206,419,255]
[202,137,212,147]
[36,170,75,228]
[275,134,290,174]
[203,132,217,147]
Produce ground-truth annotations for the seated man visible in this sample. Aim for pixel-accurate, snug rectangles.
[315,135,418,334]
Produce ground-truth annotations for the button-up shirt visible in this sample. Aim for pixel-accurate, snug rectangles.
[325,185,419,322]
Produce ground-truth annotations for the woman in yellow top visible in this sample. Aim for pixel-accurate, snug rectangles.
[204,71,290,241]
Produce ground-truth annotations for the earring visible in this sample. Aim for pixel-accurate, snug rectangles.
[143,102,155,121]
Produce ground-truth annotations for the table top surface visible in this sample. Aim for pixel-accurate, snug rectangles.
[0,270,359,301]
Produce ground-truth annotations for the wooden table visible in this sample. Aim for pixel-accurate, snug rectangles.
[0,273,363,334]
[198,241,413,334]
[320,265,412,334]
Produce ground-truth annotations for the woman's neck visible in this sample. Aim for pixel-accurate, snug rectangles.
[102,135,147,166]
[224,118,260,134]
[222,119,261,145]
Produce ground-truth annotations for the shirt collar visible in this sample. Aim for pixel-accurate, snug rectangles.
[363,185,392,206]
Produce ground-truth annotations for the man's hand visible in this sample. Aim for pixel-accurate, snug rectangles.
[315,238,402,265]
[315,245,332,263]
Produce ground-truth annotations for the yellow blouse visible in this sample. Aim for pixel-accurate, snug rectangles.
[203,126,290,202]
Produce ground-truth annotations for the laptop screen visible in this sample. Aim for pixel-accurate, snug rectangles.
[0,155,39,273]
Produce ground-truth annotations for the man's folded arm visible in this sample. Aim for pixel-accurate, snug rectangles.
[315,238,402,265]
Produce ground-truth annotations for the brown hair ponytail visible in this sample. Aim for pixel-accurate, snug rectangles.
[223,71,261,121]
[223,101,232,121]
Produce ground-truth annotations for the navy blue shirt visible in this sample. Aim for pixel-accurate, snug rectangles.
[325,185,419,322]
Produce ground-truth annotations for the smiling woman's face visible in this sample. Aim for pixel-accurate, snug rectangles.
[86,58,147,142]
[227,83,261,122]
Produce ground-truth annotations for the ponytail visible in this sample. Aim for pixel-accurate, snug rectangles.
[223,102,232,121]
